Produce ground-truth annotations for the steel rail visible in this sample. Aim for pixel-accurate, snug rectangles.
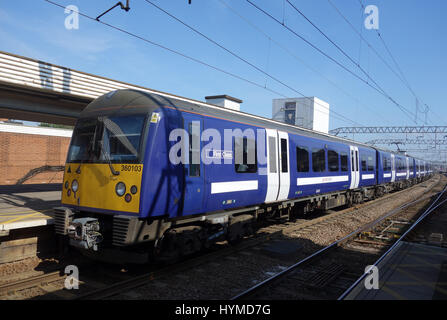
[0,271,65,297]
[77,180,438,300]
[231,183,443,300]
[338,183,447,300]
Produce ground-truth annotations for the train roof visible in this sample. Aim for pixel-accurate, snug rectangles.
[82,89,427,161]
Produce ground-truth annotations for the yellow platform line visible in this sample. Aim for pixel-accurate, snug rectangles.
[1,212,45,225]
[0,208,51,216]
[394,267,447,296]
[380,285,407,300]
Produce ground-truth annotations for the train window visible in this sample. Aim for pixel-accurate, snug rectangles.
[312,148,326,172]
[268,137,277,173]
[235,137,257,173]
[280,139,288,173]
[367,156,374,171]
[188,122,200,177]
[382,157,388,171]
[296,146,309,172]
[361,155,367,171]
[355,151,359,172]
[351,151,355,171]
[328,150,339,172]
[340,152,348,172]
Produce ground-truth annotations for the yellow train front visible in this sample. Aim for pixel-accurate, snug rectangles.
[54,89,181,263]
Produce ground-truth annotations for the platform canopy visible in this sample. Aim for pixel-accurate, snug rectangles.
[0,51,201,125]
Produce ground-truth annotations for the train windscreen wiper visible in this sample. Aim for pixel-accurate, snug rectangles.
[75,138,94,174]
[99,138,120,176]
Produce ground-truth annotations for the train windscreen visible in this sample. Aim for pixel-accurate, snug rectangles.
[67,115,146,164]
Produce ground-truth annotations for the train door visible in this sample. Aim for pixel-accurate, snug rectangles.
[182,115,205,214]
[265,129,279,203]
[277,131,290,201]
[391,154,396,182]
[349,146,359,189]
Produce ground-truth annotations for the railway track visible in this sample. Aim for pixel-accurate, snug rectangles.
[231,176,447,300]
[0,175,441,300]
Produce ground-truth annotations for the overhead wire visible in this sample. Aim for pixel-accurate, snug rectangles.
[246,0,418,124]
[142,0,366,127]
[217,0,394,127]
[43,0,361,127]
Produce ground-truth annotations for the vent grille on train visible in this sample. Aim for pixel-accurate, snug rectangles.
[53,207,73,235]
[112,216,131,246]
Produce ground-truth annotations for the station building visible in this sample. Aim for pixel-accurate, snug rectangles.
[0,122,72,185]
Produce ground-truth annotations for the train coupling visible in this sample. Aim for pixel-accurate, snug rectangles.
[67,217,103,251]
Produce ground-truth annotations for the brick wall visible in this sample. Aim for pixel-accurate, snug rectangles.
[0,130,71,185]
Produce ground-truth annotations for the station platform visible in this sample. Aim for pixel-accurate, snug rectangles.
[346,241,447,300]
[0,184,60,235]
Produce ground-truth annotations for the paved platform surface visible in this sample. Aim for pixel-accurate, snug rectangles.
[0,184,61,232]
[346,241,447,300]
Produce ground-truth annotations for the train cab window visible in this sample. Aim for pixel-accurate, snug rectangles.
[312,148,326,172]
[296,146,309,172]
[280,139,288,173]
[328,150,339,172]
[268,137,277,173]
[188,122,200,177]
[340,152,348,172]
[367,156,374,171]
[235,137,257,173]
[361,155,367,171]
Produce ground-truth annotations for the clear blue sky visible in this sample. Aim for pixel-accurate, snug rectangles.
[1,0,446,157]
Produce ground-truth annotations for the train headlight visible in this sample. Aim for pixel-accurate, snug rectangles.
[116,182,126,197]
[72,180,79,192]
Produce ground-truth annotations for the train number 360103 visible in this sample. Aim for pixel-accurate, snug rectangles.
[121,165,142,172]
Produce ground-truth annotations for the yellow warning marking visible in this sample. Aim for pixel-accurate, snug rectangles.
[380,285,406,300]
[1,212,43,225]
[150,112,160,123]
[394,267,447,296]
[390,263,443,271]
[0,209,51,216]
[388,253,445,272]
[386,281,447,286]
[407,248,447,257]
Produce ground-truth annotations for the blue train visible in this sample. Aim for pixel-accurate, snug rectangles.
[54,89,434,262]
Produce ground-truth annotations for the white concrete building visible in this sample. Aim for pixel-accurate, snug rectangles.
[272,97,330,134]
[205,95,243,111]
